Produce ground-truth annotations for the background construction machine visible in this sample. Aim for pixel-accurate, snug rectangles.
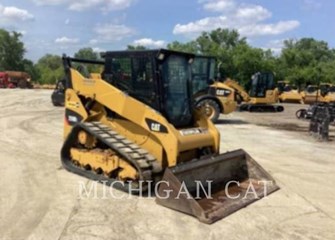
[191,56,237,123]
[184,56,284,122]
[319,83,335,102]
[225,72,284,112]
[0,71,32,88]
[61,49,279,224]
[51,78,66,106]
[277,80,303,103]
[301,85,319,104]
[300,84,335,104]
[296,83,335,121]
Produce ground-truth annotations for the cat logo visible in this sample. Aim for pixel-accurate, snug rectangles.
[151,123,161,132]
[145,118,168,133]
[216,89,231,96]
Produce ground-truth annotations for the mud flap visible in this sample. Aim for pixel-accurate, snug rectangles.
[156,149,279,224]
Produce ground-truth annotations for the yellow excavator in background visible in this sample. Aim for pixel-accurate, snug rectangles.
[277,80,303,103]
[61,49,279,224]
[225,72,284,112]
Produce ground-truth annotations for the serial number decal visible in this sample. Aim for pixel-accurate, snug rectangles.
[67,101,80,108]
[83,78,95,86]
[68,115,78,123]
[180,128,209,136]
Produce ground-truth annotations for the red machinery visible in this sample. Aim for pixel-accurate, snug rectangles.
[0,71,32,88]
[0,72,13,88]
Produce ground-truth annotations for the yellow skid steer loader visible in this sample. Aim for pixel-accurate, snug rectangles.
[61,49,279,224]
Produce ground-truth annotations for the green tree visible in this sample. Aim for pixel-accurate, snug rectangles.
[22,59,40,82]
[232,45,266,84]
[278,38,335,87]
[35,54,63,84]
[0,29,25,71]
[318,60,335,84]
[74,47,101,73]
[74,47,99,60]
[167,41,199,53]
[168,28,274,87]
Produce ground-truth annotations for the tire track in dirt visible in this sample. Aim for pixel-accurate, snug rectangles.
[0,90,76,240]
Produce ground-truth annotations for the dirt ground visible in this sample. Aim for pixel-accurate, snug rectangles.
[225,103,335,141]
[0,90,334,240]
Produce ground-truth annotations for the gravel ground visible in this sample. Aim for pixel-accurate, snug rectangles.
[0,90,334,240]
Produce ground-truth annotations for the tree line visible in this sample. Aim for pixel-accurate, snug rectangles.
[1,28,335,87]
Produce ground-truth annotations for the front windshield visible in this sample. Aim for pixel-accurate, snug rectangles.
[162,55,192,128]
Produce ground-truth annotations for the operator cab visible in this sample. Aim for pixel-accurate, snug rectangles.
[249,72,275,98]
[102,49,195,128]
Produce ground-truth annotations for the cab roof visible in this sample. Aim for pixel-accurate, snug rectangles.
[101,49,195,60]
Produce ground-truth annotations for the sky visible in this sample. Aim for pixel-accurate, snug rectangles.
[0,0,334,62]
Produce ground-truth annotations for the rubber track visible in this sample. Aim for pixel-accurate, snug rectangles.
[61,121,157,193]
[239,104,284,112]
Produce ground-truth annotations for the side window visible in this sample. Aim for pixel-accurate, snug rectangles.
[111,57,132,93]
[132,57,157,109]
[132,57,153,84]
